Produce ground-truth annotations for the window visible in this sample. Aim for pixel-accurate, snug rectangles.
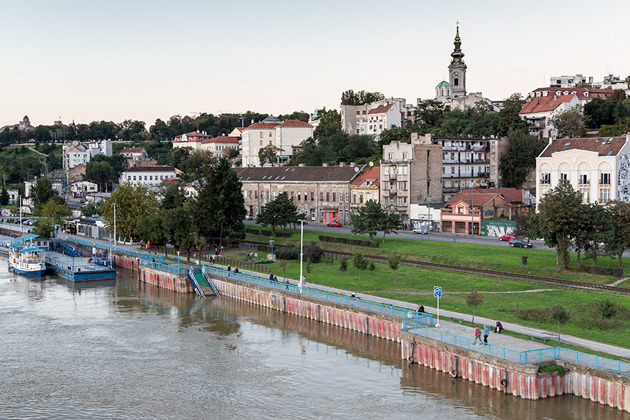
[326,192,330,201]
[579,172,589,185]
[352,193,356,203]
[388,153,393,160]
[402,152,407,160]
[320,192,324,201]
[359,193,363,204]
[580,188,590,204]
[560,172,569,183]
[259,132,263,139]
[541,172,550,184]
[345,192,349,202]
[269,132,272,137]
[297,192,301,201]
[255,190,258,199]
[403,167,408,175]
[332,192,336,202]
[600,172,611,185]
[149,176,153,181]
[311,192,315,201]
[601,188,611,204]
[454,78,459,86]
[260,140,263,146]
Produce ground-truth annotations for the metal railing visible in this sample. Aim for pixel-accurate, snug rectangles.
[139,258,186,275]
[67,237,165,263]
[402,323,629,376]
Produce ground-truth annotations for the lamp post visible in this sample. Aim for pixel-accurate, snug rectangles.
[470,189,474,235]
[177,251,181,273]
[113,202,117,245]
[299,219,304,294]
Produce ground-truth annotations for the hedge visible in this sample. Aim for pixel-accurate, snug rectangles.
[573,264,624,277]
[318,235,379,248]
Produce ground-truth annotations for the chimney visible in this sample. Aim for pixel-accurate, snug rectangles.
[350,162,355,167]
[299,163,305,167]
[322,163,328,167]
[339,162,344,167]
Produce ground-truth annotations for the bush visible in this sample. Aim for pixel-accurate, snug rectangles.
[245,228,260,235]
[318,235,379,248]
[368,262,376,271]
[275,245,300,260]
[573,264,623,277]
[538,364,566,375]
[275,231,292,238]
[305,244,323,263]
[339,257,348,272]
[306,261,312,273]
[323,254,334,266]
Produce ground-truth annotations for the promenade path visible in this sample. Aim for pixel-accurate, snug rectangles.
[56,232,630,360]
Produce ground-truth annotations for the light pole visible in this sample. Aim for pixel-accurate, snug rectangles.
[470,189,474,235]
[177,251,181,273]
[299,219,304,294]
[113,202,117,245]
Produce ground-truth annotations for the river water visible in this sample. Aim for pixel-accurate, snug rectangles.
[0,264,625,420]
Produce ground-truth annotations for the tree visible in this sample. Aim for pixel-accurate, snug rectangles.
[352,252,368,284]
[256,192,301,233]
[278,260,287,281]
[499,131,546,188]
[596,300,617,333]
[31,178,58,214]
[258,144,283,167]
[466,289,484,323]
[193,157,246,244]
[550,305,570,343]
[165,206,195,261]
[0,187,8,206]
[100,183,160,241]
[137,214,168,255]
[380,212,402,243]
[414,99,450,132]
[81,202,99,217]
[582,204,615,265]
[551,106,587,138]
[161,183,185,211]
[313,109,342,139]
[351,200,386,243]
[31,198,71,238]
[84,160,116,192]
[497,93,528,136]
[607,201,630,266]
[185,150,217,181]
[387,252,401,286]
[535,183,583,268]
[340,90,384,105]
[31,218,55,239]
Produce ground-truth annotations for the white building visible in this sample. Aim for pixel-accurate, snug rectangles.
[120,166,177,187]
[240,117,313,167]
[200,136,240,156]
[63,140,112,170]
[549,74,593,88]
[172,131,212,151]
[359,103,402,138]
[536,134,630,207]
[341,98,408,136]
[70,181,98,194]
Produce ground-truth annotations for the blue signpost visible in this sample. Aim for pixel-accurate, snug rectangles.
[434,286,442,327]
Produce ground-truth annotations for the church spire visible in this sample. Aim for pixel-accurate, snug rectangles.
[450,22,465,66]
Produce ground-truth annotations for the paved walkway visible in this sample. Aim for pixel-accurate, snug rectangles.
[56,233,630,359]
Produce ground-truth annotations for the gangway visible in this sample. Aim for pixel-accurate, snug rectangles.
[201,266,221,297]
[58,241,85,258]
[188,268,206,298]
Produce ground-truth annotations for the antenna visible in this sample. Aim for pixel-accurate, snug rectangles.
[354,167,359,172]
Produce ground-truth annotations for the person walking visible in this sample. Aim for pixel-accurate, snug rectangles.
[483,325,489,345]
[285,280,290,290]
[495,321,503,334]
[474,326,482,345]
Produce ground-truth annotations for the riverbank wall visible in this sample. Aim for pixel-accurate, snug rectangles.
[115,255,191,293]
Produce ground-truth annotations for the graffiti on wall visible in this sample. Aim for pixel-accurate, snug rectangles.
[480,220,516,237]
[617,154,630,202]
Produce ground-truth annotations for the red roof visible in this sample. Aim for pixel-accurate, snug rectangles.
[242,122,279,131]
[277,119,312,127]
[202,136,239,144]
[539,136,627,158]
[368,104,394,115]
[351,166,380,187]
[446,191,500,208]
[173,132,212,142]
[520,94,576,114]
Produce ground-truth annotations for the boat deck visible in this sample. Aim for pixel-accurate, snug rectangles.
[45,251,116,282]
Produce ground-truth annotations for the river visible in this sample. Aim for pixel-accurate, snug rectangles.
[0,263,624,420]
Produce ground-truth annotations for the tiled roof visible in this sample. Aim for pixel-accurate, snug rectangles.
[123,165,176,173]
[173,132,212,142]
[520,94,575,114]
[202,136,239,144]
[120,147,146,153]
[351,166,380,187]
[234,166,362,183]
[242,122,279,131]
[368,104,394,114]
[277,119,312,127]
[532,87,615,94]
[450,188,525,205]
[445,191,500,208]
[538,136,627,158]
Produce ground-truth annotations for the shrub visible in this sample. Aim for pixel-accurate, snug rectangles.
[305,244,323,263]
[323,254,334,266]
[573,264,623,277]
[339,257,348,272]
[275,245,300,260]
[318,235,379,248]
[368,262,376,271]
[306,261,312,273]
[245,228,260,235]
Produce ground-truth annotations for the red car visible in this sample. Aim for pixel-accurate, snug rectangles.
[499,234,515,241]
[327,220,342,227]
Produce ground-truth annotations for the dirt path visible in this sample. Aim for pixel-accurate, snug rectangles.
[374,288,556,295]
[608,277,629,286]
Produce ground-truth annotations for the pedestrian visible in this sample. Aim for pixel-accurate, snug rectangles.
[351,291,357,298]
[416,304,424,314]
[285,280,290,290]
[474,326,482,345]
[495,321,503,334]
[483,325,489,345]
[269,272,274,281]
[234,267,239,274]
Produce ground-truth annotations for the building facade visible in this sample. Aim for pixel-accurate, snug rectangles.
[63,140,112,171]
[349,165,380,214]
[120,166,177,187]
[536,134,630,207]
[448,24,467,98]
[172,131,212,150]
[340,98,408,136]
[235,164,365,224]
[200,136,240,156]
[240,117,313,167]
[380,137,442,223]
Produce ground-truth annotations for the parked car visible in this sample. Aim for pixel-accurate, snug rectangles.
[244,214,253,220]
[509,237,532,248]
[413,226,430,234]
[499,234,515,241]
[327,220,342,227]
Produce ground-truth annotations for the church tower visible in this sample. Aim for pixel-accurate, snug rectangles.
[448,23,467,98]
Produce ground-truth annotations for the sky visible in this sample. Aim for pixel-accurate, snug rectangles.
[1,0,629,128]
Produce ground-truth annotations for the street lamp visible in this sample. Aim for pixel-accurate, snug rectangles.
[298,219,304,294]
[113,202,117,245]
[177,251,181,273]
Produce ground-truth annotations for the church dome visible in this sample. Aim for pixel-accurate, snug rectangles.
[436,80,452,88]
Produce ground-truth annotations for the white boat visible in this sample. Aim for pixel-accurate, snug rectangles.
[8,244,46,276]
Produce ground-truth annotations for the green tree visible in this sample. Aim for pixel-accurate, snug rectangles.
[582,204,615,265]
[551,305,570,342]
[339,256,348,272]
[497,93,528,136]
[258,144,283,166]
[137,214,168,255]
[313,109,342,139]
[0,187,8,206]
[351,200,385,243]
[278,260,287,281]
[380,212,402,243]
[387,252,401,286]
[32,218,56,239]
[81,202,99,217]
[414,99,450,132]
[256,192,301,233]
[32,199,71,238]
[165,206,195,260]
[193,157,246,244]
[31,178,58,214]
[352,252,368,284]
[596,300,617,333]
[550,107,587,138]
[607,201,630,266]
[161,183,185,211]
[536,183,583,268]
[101,183,160,241]
[84,160,115,192]
[499,131,546,188]
[466,289,484,323]
[340,90,385,105]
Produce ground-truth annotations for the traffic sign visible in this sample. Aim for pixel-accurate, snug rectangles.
[434,286,442,298]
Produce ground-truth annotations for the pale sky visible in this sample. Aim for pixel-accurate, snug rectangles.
[1,0,628,128]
